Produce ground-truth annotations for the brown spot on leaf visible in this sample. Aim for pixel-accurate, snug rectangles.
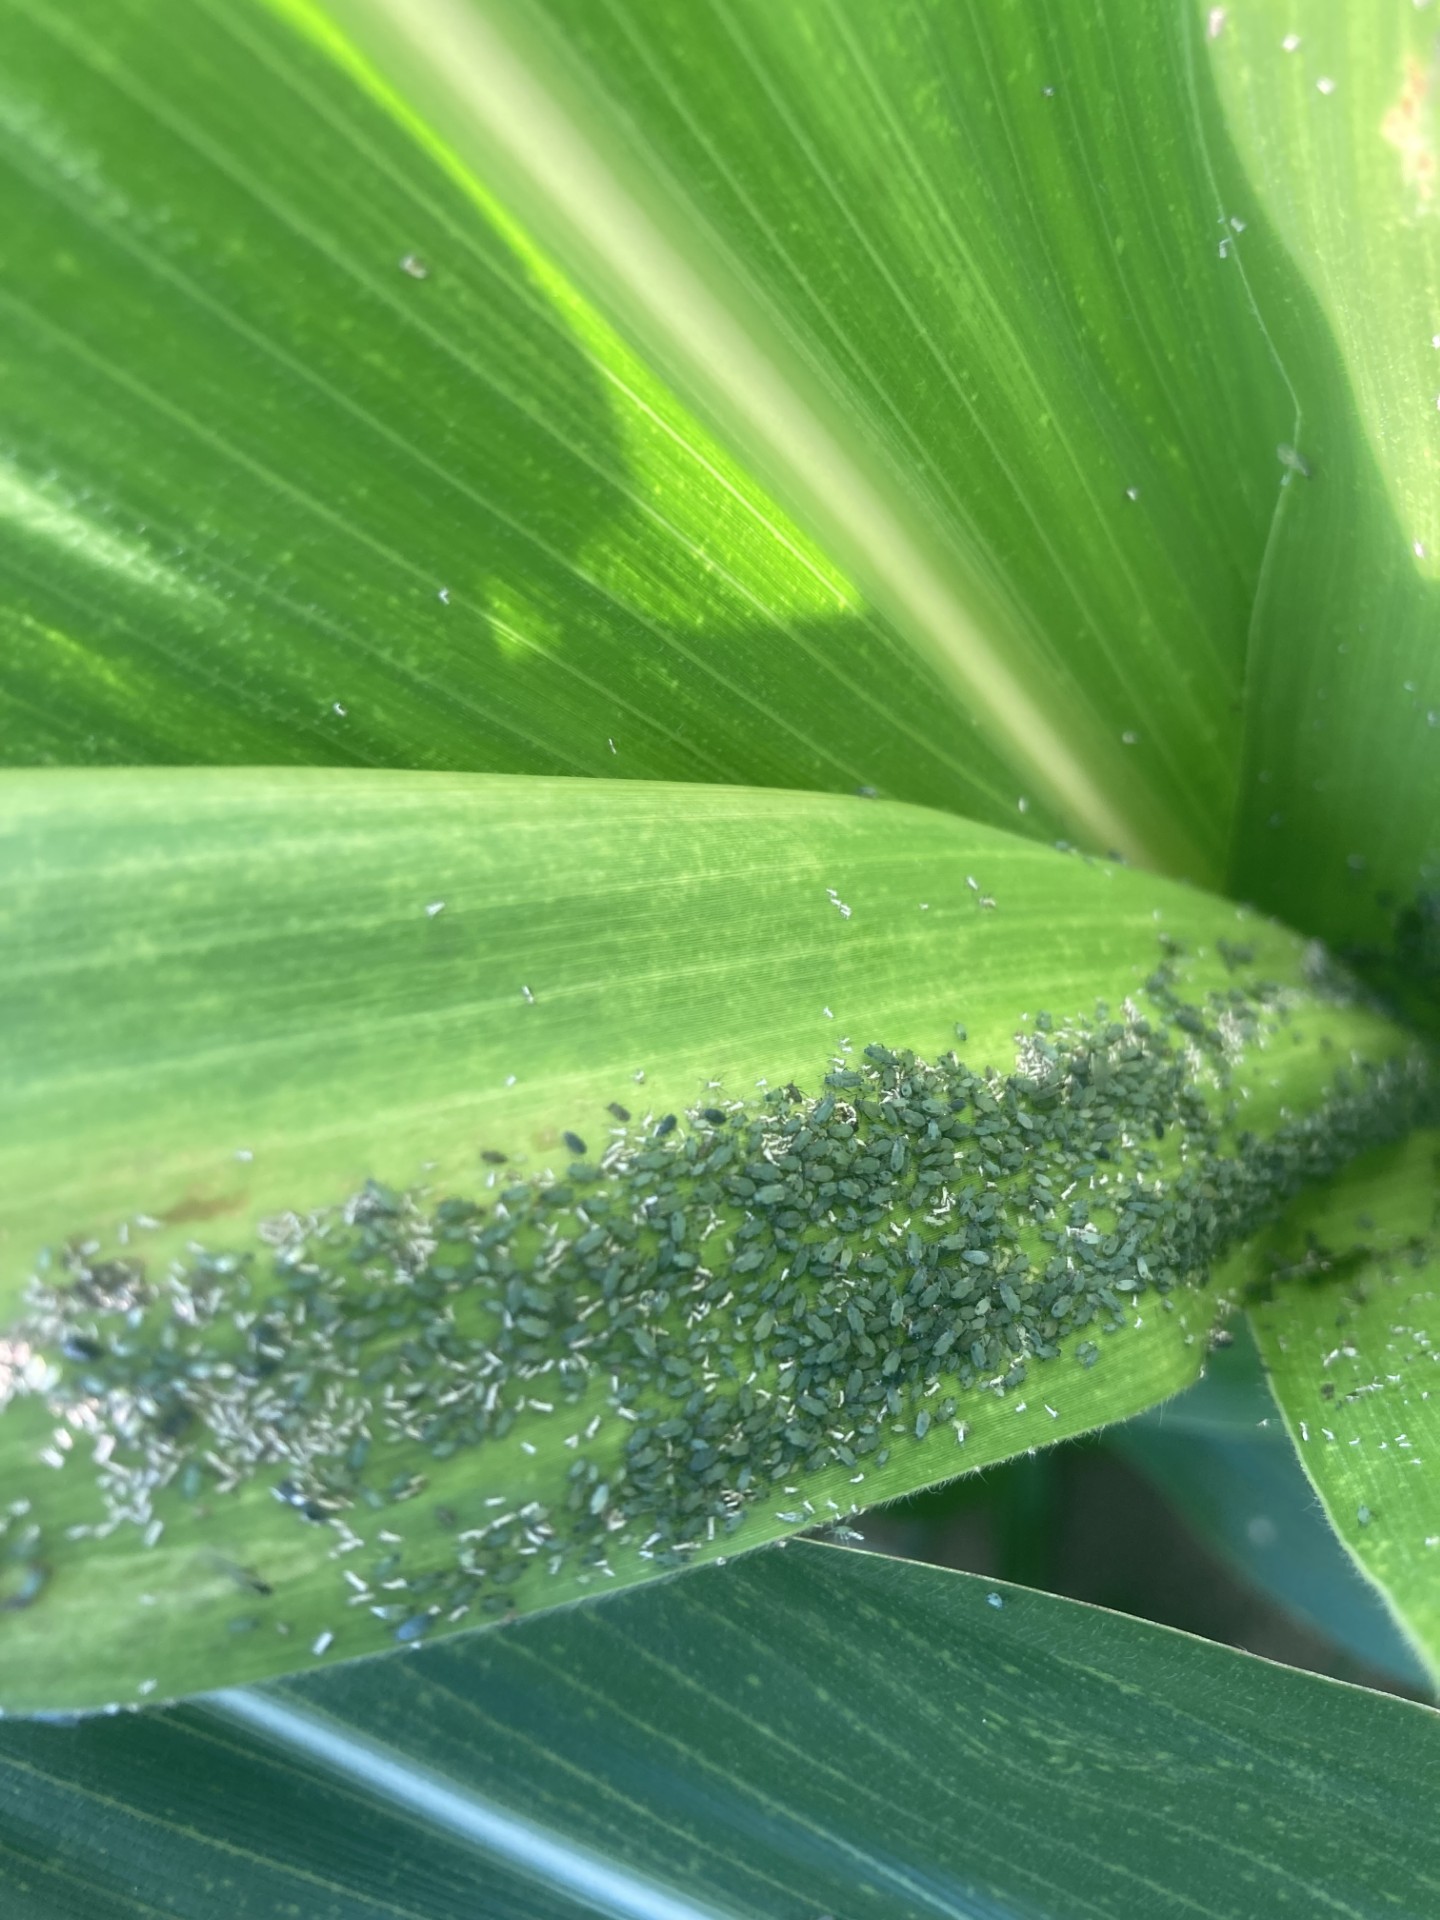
[161,1189,246,1225]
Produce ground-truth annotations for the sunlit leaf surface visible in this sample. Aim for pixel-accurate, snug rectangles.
[330,0,1318,881]
[0,0,1038,832]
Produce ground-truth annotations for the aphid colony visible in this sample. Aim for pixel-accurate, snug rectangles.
[1,949,1432,1647]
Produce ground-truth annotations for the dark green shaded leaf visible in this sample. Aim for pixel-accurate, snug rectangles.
[1247,1130,1440,1683]
[5,1546,1439,1918]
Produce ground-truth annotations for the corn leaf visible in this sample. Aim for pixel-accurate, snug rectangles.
[325,0,1315,883]
[1207,4,1440,990]
[0,769,1430,1710]
[0,0,1029,831]
[1111,1323,1430,1687]
[3,1546,1438,1919]
[1247,1129,1440,1684]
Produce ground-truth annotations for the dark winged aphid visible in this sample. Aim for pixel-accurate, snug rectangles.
[562,1132,587,1158]
[700,1109,728,1126]
[207,1555,273,1597]
[656,1114,677,1137]
[607,1103,631,1122]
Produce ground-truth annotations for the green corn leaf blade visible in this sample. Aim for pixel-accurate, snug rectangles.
[1246,1129,1440,1685]
[3,1545,1439,1919]
[1206,5,1440,997]
[1,769,1431,1712]
[327,0,1344,885]
[0,0,1038,834]
[1111,1322,1430,1689]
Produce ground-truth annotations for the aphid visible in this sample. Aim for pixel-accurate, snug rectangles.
[20,930,1420,1627]
[208,1555,272,1597]
[607,1103,631,1122]
[481,1150,507,1165]
[0,1562,47,1612]
[562,1132,587,1158]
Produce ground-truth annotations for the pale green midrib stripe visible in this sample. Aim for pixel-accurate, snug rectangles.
[719,0,1238,785]
[386,1663,816,1917]
[197,0,1028,822]
[598,3,1223,852]
[325,0,1204,877]
[5,3,914,803]
[218,0,1004,803]
[205,1688,753,1920]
